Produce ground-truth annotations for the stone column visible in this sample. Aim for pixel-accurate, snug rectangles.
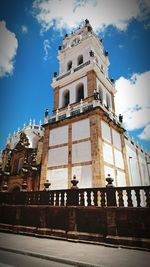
[120,134,130,186]
[90,114,105,187]
[68,124,72,188]
[136,148,143,186]
[40,126,49,190]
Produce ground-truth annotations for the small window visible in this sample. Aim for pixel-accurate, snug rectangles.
[67,61,72,71]
[77,55,83,65]
[63,90,70,107]
[76,83,84,102]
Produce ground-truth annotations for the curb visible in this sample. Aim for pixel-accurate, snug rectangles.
[1,228,150,252]
[0,246,101,267]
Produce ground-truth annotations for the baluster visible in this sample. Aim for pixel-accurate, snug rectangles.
[55,192,59,206]
[144,188,150,207]
[87,190,92,206]
[80,190,85,206]
[64,192,67,206]
[60,191,64,206]
[37,193,41,204]
[35,193,38,204]
[32,193,35,204]
[50,191,54,205]
[28,193,31,205]
[117,189,124,207]
[126,189,133,207]
[135,189,141,207]
[93,189,98,206]
[100,190,106,207]
[25,193,28,205]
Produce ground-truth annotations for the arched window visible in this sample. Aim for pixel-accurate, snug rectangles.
[63,90,70,107]
[13,157,24,175]
[76,83,84,102]
[77,55,83,65]
[99,86,103,102]
[67,61,72,71]
[106,93,111,109]
[18,157,24,173]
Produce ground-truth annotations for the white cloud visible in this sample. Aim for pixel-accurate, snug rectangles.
[139,123,150,141]
[21,25,28,34]
[32,0,150,33]
[43,39,51,61]
[0,21,18,78]
[115,71,150,140]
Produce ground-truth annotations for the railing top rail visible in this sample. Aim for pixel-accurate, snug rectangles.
[0,185,149,195]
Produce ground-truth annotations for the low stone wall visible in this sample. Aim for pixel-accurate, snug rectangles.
[0,205,150,249]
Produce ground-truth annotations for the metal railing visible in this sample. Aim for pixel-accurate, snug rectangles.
[0,186,149,207]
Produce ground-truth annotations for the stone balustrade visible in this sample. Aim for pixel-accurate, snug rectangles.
[0,186,149,208]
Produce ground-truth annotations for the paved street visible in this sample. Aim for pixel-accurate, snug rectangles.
[0,232,150,267]
[0,250,72,267]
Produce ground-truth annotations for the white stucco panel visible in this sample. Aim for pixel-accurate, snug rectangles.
[138,153,149,186]
[72,165,92,188]
[47,146,68,167]
[101,121,111,143]
[46,168,68,190]
[72,119,90,141]
[112,129,121,150]
[125,141,141,186]
[72,141,91,164]
[49,126,68,146]
[103,143,114,165]
[117,170,126,186]
[114,149,124,169]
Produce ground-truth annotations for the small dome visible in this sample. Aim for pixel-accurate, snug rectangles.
[6,120,44,150]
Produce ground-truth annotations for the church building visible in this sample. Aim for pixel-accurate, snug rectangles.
[0,120,44,192]
[40,19,150,190]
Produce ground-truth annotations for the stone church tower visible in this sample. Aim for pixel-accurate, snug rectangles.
[40,19,150,190]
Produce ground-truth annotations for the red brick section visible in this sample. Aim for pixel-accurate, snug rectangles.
[40,126,50,190]
[54,86,59,111]
[87,70,97,97]
[0,205,149,249]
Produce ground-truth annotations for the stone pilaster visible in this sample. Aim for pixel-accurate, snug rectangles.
[40,126,49,190]
[120,134,130,186]
[68,124,72,188]
[90,115,104,187]
[110,92,115,114]
[87,70,97,97]
[136,148,143,186]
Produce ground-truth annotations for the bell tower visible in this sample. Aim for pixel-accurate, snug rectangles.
[41,19,129,191]
[52,19,115,114]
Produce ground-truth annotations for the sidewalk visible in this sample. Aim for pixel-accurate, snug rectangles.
[0,232,150,267]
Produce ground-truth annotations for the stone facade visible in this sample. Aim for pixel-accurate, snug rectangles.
[0,121,44,192]
[40,19,150,190]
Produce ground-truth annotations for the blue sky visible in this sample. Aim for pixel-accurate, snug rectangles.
[0,0,150,152]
